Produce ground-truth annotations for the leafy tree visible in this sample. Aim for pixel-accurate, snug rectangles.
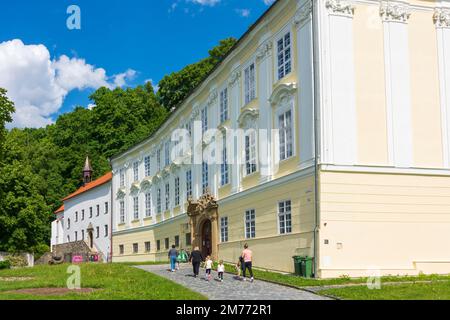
[0,88,15,160]
[157,38,237,111]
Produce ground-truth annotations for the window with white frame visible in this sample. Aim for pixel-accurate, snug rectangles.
[133,161,139,182]
[145,241,151,252]
[277,31,292,80]
[201,107,208,134]
[144,156,151,177]
[145,192,152,217]
[202,162,209,194]
[119,201,125,224]
[278,109,293,160]
[157,188,162,213]
[220,217,228,242]
[221,136,229,186]
[174,176,180,206]
[67,218,71,230]
[105,202,109,214]
[165,183,170,211]
[75,231,78,241]
[82,209,85,220]
[89,207,93,218]
[96,226,100,238]
[75,211,78,222]
[164,141,171,167]
[220,88,228,123]
[82,230,85,240]
[278,200,292,234]
[120,168,125,187]
[186,170,192,199]
[245,130,257,175]
[133,197,139,220]
[104,225,108,237]
[157,149,161,171]
[96,204,100,216]
[244,63,256,105]
[245,209,256,239]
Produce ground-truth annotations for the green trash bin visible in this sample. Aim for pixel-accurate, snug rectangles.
[292,256,303,276]
[293,256,314,278]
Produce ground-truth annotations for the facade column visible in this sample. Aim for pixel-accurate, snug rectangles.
[228,68,242,194]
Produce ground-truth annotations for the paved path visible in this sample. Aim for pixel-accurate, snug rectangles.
[136,264,329,300]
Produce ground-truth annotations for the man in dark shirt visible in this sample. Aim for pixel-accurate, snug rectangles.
[168,245,178,272]
[189,246,203,278]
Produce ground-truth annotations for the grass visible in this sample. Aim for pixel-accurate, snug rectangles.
[0,263,205,300]
[319,281,450,300]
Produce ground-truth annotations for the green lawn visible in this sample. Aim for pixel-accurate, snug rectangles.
[319,281,450,300]
[0,263,205,300]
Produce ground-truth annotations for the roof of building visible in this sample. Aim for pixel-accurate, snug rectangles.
[54,204,64,214]
[62,172,113,202]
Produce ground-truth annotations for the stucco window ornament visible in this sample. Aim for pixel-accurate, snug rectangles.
[380,1,411,23]
[140,177,152,191]
[256,41,273,62]
[130,182,140,195]
[207,89,218,106]
[191,103,201,120]
[116,188,126,200]
[325,0,355,17]
[152,173,162,184]
[228,70,242,88]
[434,8,450,28]
[238,108,259,129]
[294,1,312,28]
[269,83,297,108]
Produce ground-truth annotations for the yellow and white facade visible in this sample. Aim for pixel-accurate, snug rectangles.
[110,0,450,278]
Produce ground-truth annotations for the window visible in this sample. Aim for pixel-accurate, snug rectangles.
[120,168,125,187]
[119,245,124,255]
[202,162,209,194]
[165,183,170,211]
[278,200,292,234]
[82,230,85,240]
[145,193,152,217]
[105,202,109,214]
[245,131,257,175]
[67,235,70,243]
[244,63,256,104]
[165,141,171,167]
[157,149,161,171]
[75,231,78,241]
[157,188,162,213]
[175,235,180,247]
[245,209,256,239]
[174,176,180,206]
[145,241,151,253]
[82,209,85,221]
[144,155,151,177]
[89,207,93,218]
[201,107,208,134]
[157,240,161,251]
[75,211,78,222]
[220,88,228,123]
[186,233,192,246]
[186,170,192,199]
[67,218,71,229]
[96,226,100,238]
[133,162,139,182]
[165,238,169,250]
[220,217,228,243]
[133,197,139,220]
[133,243,139,254]
[221,137,229,186]
[119,201,125,224]
[279,109,293,160]
[104,225,108,237]
[96,204,100,216]
[277,32,292,80]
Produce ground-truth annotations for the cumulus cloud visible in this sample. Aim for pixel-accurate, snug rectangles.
[188,0,220,7]
[0,39,136,128]
[235,8,251,18]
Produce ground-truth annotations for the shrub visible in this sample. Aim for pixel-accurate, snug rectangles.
[5,255,28,268]
[0,260,11,270]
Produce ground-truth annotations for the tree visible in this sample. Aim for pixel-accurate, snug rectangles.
[0,88,15,160]
[157,38,237,111]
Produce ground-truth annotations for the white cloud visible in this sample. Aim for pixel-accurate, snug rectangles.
[0,39,136,128]
[263,0,276,5]
[145,79,159,93]
[188,0,220,7]
[235,8,251,18]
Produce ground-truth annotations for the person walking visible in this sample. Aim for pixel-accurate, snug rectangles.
[168,245,178,272]
[241,243,254,282]
[189,246,203,278]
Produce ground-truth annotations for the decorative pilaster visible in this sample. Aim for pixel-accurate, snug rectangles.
[294,1,312,28]
[325,0,355,17]
[380,1,411,23]
[434,8,450,28]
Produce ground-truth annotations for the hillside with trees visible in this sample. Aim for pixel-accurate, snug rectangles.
[0,38,237,256]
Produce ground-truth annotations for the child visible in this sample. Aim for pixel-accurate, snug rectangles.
[237,256,245,280]
[205,256,213,281]
[217,260,225,282]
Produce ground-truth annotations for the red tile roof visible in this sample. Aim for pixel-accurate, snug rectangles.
[62,172,112,202]
[54,205,64,214]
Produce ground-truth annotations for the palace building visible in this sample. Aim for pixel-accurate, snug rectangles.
[110,0,450,277]
[51,157,113,262]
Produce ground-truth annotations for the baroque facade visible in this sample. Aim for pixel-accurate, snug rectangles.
[110,0,450,277]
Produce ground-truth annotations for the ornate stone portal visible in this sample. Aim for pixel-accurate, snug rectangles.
[187,193,219,260]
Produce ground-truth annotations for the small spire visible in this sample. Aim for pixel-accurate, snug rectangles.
[83,156,93,185]
[83,156,93,172]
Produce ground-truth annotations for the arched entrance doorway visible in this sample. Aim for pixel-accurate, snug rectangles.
[201,219,212,257]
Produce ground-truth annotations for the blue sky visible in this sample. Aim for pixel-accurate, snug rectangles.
[0,0,275,128]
